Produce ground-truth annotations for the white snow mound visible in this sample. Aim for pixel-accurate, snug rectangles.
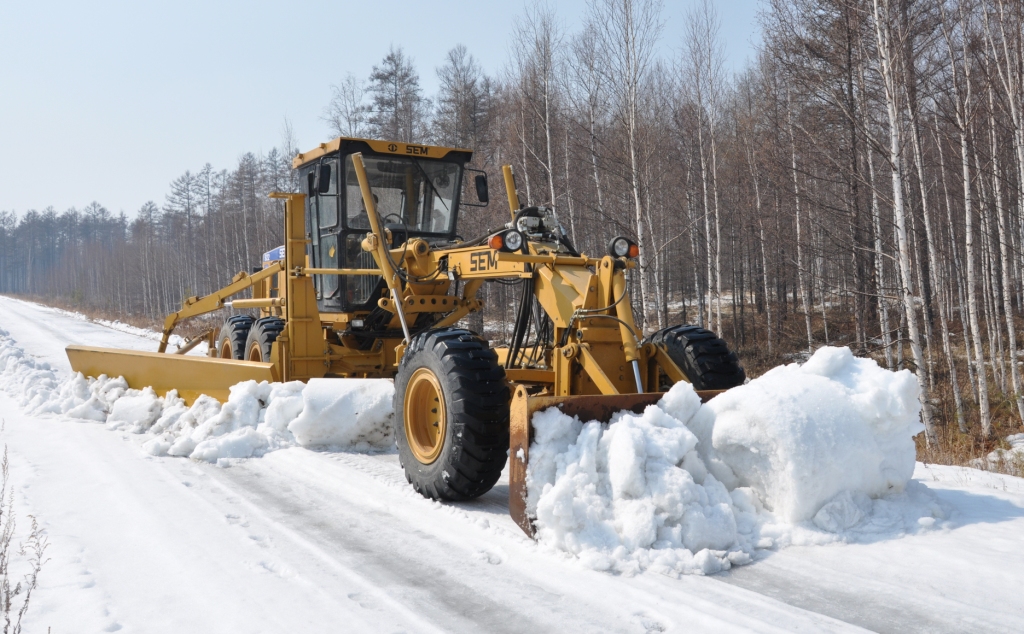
[971,433,1024,476]
[709,346,924,522]
[289,378,394,449]
[0,327,394,465]
[527,346,938,576]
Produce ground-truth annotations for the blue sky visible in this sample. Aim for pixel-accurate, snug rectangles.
[0,1,760,217]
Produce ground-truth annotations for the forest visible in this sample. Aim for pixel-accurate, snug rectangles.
[3,0,1024,459]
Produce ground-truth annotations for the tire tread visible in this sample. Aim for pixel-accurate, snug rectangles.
[395,328,509,501]
[649,324,746,390]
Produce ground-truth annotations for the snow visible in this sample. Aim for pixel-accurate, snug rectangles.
[1,327,395,465]
[3,294,1024,632]
[526,347,942,576]
[0,295,207,354]
[972,432,1024,476]
[709,346,923,523]
[527,390,753,576]
[288,378,394,449]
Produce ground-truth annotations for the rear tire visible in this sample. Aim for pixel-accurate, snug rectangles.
[245,317,285,362]
[394,328,510,501]
[649,325,746,390]
[217,315,254,360]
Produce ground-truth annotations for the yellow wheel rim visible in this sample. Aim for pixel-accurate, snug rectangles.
[248,341,263,362]
[404,368,446,464]
[220,339,233,359]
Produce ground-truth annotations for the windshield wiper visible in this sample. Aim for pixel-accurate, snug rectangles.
[410,158,450,214]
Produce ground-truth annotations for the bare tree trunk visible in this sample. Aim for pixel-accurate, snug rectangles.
[588,104,604,219]
[934,113,978,410]
[710,118,723,334]
[975,144,1006,393]
[593,0,661,330]
[563,130,577,245]
[698,117,714,329]
[960,117,991,435]
[746,141,773,354]
[873,0,936,444]
[910,100,967,431]
[788,94,814,352]
[989,79,1024,422]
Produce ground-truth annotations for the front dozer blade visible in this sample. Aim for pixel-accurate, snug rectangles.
[66,345,277,405]
[508,386,725,537]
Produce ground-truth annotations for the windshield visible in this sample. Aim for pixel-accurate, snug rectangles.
[344,155,460,233]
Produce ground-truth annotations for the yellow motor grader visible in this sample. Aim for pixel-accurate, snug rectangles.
[67,136,745,535]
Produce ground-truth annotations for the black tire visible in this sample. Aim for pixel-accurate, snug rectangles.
[244,317,285,362]
[394,328,510,501]
[649,324,746,390]
[216,315,254,360]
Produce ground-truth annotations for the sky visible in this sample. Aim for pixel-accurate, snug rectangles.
[0,0,760,218]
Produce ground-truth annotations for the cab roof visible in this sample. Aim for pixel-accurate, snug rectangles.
[292,137,473,170]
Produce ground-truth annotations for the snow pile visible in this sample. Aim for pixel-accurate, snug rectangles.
[972,433,1024,477]
[527,385,759,576]
[288,379,394,448]
[709,346,923,522]
[0,328,394,464]
[528,346,941,576]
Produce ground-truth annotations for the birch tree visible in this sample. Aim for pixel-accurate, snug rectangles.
[872,0,937,444]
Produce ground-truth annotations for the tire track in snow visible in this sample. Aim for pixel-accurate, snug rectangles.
[202,455,559,633]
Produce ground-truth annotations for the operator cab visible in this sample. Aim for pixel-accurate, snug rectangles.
[293,137,479,314]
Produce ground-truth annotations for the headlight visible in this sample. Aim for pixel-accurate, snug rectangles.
[504,229,524,251]
[487,230,525,252]
[609,236,638,258]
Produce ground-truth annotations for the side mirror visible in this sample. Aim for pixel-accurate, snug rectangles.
[317,164,332,194]
[475,174,489,204]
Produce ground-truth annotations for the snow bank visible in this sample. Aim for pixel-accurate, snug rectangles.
[528,346,943,576]
[0,327,394,465]
[709,346,923,522]
[972,433,1024,477]
[289,379,393,449]
[527,385,758,576]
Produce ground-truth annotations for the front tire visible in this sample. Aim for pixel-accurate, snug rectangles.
[649,325,746,390]
[394,328,510,501]
[217,315,254,360]
[245,317,285,362]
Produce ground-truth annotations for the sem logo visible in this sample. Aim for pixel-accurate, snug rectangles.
[469,251,497,272]
[406,145,429,155]
[387,143,397,152]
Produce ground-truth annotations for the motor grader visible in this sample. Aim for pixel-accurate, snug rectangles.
[66,136,745,535]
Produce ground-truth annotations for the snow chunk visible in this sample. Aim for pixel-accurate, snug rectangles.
[107,387,162,432]
[529,382,747,576]
[972,433,1024,476]
[287,378,394,449]
[191,427,269,463]
[710,346,923,522]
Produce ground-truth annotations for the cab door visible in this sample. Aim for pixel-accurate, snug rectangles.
[310,156,342,312]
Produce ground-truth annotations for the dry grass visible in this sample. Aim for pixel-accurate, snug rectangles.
[0,446,46,634]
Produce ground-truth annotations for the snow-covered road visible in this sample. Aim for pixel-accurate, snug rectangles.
[2,295,1023,633]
